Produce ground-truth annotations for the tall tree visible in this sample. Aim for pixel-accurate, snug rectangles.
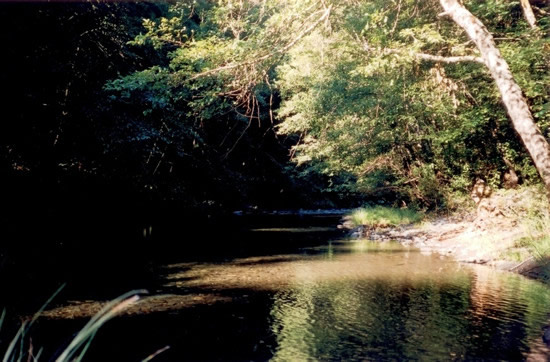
[439,0,550,196]
[110,0,550,206]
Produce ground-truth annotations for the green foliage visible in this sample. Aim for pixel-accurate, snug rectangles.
[102,0,360,207]
[104,0,549,207]
[519,190,550,261]
[273,0,549,207]
[527,236,550,262]
[3,0,549,209]
[349,206,423,228]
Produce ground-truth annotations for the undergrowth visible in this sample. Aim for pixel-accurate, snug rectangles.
[491,186,550,279]
[517,187,550,263]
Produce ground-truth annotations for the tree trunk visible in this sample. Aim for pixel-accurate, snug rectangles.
[520,0,538,28]
[439,0,550,197]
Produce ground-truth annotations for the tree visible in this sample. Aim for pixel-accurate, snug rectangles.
[439,0,550,196]
[274,0,550,205]
[104,0,338,208]
[109,0,550,206]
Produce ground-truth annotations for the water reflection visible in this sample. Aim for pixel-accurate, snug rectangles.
[267,242,550,360]
[158,240,550,360]
[38,240,550,360]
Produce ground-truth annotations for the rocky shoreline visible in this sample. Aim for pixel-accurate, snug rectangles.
[341,205,548,281]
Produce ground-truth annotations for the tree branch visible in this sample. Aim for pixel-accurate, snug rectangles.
[520,0,537,29]
[390,0,403,36]
[356,38,484,64]
[439,0,550,197]
[414,52,484,64]
[532,5,548,17]
[190,5,332,80]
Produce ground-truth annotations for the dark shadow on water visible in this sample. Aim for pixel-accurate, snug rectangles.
[4,209,550,361]
[29,269,550,362]
[33,291,279,362]
[221,255,305,267]
[0,210,345,313]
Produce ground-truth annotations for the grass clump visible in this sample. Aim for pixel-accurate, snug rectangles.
[499,248,531,263]
[349,206,423,228]
[529,236,550,261]
[1,289,152,362]
[516,187,550,262]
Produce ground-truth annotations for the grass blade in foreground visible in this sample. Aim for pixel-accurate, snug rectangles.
[55,289,147,362]
[2,284,65,362]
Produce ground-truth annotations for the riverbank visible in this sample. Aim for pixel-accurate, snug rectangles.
[344,186,550,282]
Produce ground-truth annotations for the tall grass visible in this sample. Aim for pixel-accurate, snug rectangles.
[55,290,146,362]
[522,207,550,262]
[349,206,423,228]
[493,186,550,279]
[1,289,151,362]
[518,207,550,282]
[510,186,550,262]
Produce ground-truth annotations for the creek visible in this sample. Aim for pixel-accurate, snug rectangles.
[23,214,550,360]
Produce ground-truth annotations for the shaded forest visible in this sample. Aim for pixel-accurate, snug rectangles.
[1,2,338,215]
[0,0,549,306]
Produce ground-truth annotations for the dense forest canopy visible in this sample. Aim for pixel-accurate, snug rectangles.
[2,0,549,211]
[108,0,550,208]
[1,1,321,212]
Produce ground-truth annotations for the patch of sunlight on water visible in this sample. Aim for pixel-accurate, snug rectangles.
[266,242,550,360]
[40,240,550,360]
[249,227,337,233]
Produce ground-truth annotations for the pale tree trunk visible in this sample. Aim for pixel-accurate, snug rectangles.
[439,0,550,197]
[520,0,538,29]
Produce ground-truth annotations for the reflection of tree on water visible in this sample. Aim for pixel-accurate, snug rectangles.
[270,273,472,359]
[36,241,550,360]
[269,247,550,360]
[466,266,550,359]
[271,287,316,361]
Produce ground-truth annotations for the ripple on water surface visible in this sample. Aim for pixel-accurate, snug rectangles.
[39,240,550,361]
[269,242,550,360]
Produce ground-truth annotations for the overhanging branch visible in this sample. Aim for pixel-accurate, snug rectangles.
[414,52,484,64]
[190,5,332,80]
[356,37,484,65]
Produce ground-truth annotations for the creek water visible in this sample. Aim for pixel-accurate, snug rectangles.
[25,215,550,360]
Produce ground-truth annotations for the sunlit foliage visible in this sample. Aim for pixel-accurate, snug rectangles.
[108,0,549,207]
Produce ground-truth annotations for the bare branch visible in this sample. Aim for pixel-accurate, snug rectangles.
[357,38,484,64]
[280,5,332,54]
[532,6,548,16]
[414,53,484,64]
[390,0,403,36]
